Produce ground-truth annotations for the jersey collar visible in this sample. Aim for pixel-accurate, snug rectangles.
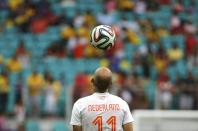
[93,92,109,96]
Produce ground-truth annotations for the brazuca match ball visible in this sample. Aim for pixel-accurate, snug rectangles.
[90,25,116,50]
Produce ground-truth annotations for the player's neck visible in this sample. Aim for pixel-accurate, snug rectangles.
[94,92,109,96]
[95,89,108,93]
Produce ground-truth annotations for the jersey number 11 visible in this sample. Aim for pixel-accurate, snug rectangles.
[92,116,116,131]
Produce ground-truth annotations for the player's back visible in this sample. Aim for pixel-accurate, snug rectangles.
[71,92,133,131]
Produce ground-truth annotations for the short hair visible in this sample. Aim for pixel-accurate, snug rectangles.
[93,75,112,93]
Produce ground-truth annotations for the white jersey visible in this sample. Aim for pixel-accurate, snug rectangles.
[70,92,134,131]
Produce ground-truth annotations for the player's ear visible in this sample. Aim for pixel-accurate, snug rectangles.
[110,77,113,85]
[91,77,94,84]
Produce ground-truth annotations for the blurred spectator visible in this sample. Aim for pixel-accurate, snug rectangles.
[118,85,133,109]
[0,0,197,121]
[30,17,49,33]
[140,19,159,43]
[141,56,152,78]
[187,48,198,71]
[178,72,196,109]
[0,113,8,131]
[117,0,134,11]
[130,75,149,109]
[185,34,197,57]
[0,0,7,9]
[6,54,22,73]
[167,43,183,63]
[154,45,168,73]
[172,0,184,13]
[97,10,114,25]
[156,26,169,39]
[67,34,87,58]
[146,0,159,11]
[8,0,23,10]
[77,24,89,39]
[118,74,148,110]
[59,73,66,86]
[61,25,75,41]
[157,71,174,109]
[73,12,85,28]
[159,0,171,5]
[134,0,146,14]
[0,55,4,68]
[27,71,44,116]
[14,100,24,127]
[72,73,89,103]
[73,35,87,58]
[16,41,28,56]
[186,0,197,13]
[170,13,183,34]
[123,28,141,45]
[110,56,121,72]
[0,71,9,113]
[43,74,62,116]
[118,17,140,33]
[47,41,66,58]
[16,41,30,69]
[29,0,58,33]
[0,55,3,63]
[184,21,197,34]
[112,39,125,59]
[118,74,134,109]
[15,74,24,105]
[105,0,116,12]
[43,70,51,82]
[84,10,96,28]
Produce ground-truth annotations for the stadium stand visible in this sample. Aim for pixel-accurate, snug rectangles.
[0,0,198,130]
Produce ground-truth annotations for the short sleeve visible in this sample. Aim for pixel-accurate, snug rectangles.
[70,101,82,126]
[123,102,134,125]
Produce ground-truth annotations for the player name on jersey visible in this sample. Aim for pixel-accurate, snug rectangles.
[88,104,120,112]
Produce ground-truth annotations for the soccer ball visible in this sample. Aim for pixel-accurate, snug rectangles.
[90,25,116,50]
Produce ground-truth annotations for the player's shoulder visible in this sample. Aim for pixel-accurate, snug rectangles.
[109,94,130,110]
[74,95,92,105]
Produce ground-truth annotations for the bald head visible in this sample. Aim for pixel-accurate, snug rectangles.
[92,67,112,93]
[94,67,112,78]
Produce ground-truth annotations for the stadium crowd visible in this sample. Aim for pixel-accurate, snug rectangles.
[0,0,198,130]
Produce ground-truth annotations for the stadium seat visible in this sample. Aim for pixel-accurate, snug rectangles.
[167,65,177,82]
[48,0,60,4]
[183,0,190,7]
[52,4,63,15]
[172,35,185,50]
[176,60,187,78]
[26,120,40,131]
[133,65,143,77]
[0,48,13,58]
[160,5,171,13]
[73,59,86,72]
[0,10,8,23]
[192,67,198,77]
[124,43,136,60]
[4,27,18,35]
[84,59,100,73]
[150,66,158,80]
[160,37,172,49]
[63,6,76,18]
[144,80,157,108]
[7,86,15,113]
[57,87,66,115]
[53,121,69,131]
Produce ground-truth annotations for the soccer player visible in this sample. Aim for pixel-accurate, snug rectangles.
[70,67,134,131]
